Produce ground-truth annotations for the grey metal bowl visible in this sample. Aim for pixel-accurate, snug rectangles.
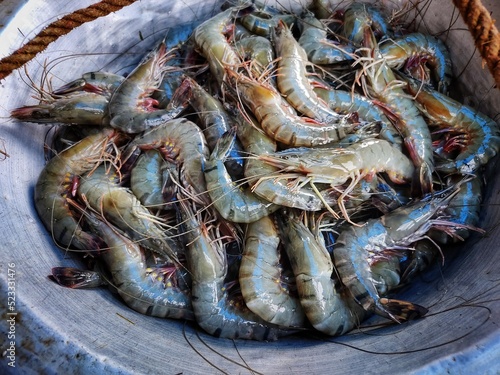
[1,1,499,373]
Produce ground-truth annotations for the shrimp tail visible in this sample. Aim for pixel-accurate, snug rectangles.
[402,136,433,195]
[379,298,429,322]
[50,267,106,288]
[11,105,53,123]
[413,161,434,196]
[168,76,192,109]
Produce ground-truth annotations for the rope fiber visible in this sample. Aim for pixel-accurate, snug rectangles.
[0,0,137,81]
[452,0,500,88]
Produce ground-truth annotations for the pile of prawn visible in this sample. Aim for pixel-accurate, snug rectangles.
[11,0,500,340]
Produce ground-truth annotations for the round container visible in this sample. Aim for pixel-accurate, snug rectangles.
[1,1,499,373]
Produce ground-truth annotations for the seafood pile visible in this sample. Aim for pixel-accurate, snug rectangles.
[10,0,500,340]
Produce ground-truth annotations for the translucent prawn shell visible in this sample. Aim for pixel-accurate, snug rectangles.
[1,1,500,374]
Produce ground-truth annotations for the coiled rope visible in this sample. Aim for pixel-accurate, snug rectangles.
[452,0,500,87]
[0,0,137,81]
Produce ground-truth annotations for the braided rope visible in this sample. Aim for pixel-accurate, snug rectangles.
[452,0,500,87]
[0,0,137,81]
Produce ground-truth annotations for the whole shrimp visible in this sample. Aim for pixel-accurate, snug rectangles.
[52,208,194,320]
[404,76,500,174]
[256,138,414,223]
[204,130,279,223]
[234,112,324,211]
[282,215,367,336]
[193,6,251,85]
[239,214,305,327]
[354,26,435,195]
[11,72,125,126]
[179,198,294,340]
[77,165,182,263]
[274,20,341,124]
[333,188,467,322]
[380,33,453,94]
[34,128,119,250]
[108,41,186,133]
[230,70,354,147]
[298,12,355,65]
[125,118,210,204]
[11,92,112,126]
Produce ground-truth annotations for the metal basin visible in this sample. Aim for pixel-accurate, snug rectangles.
[1,1,499,373]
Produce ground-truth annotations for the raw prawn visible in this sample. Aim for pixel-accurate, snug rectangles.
[126,118,210,203]
[239,214,305,327]
[231,70,354,147]
[256,138,414,222]
[282,216,367,335]
[34,128,119,250]
[108,41,186,133]
[77,165,182,263]
[52,209,194,320]
[333,188,467,322]
[274,20,341,124]
[298,12,355,65]
[404,76,500,174]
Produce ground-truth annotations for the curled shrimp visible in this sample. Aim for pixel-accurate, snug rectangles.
[204,129,279,223]
[193,6,251,85]
[404,76,500,174]
[298,12,355,65]
[256,138,414,223]
[333,188,469,322]
[52,207,194,320]
[108,41,186,133]
[77,165,182,263]
[274,20,341,124]
[179,198,294,340]
[126,118,210,203]
[380,33,453,94]
[239,214,306,327]
[282,215,366,336]
[230,70,354,147]
[34,128,119,250]
[355,26,435,195]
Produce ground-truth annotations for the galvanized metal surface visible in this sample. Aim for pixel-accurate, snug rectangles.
[0,1,499,374]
